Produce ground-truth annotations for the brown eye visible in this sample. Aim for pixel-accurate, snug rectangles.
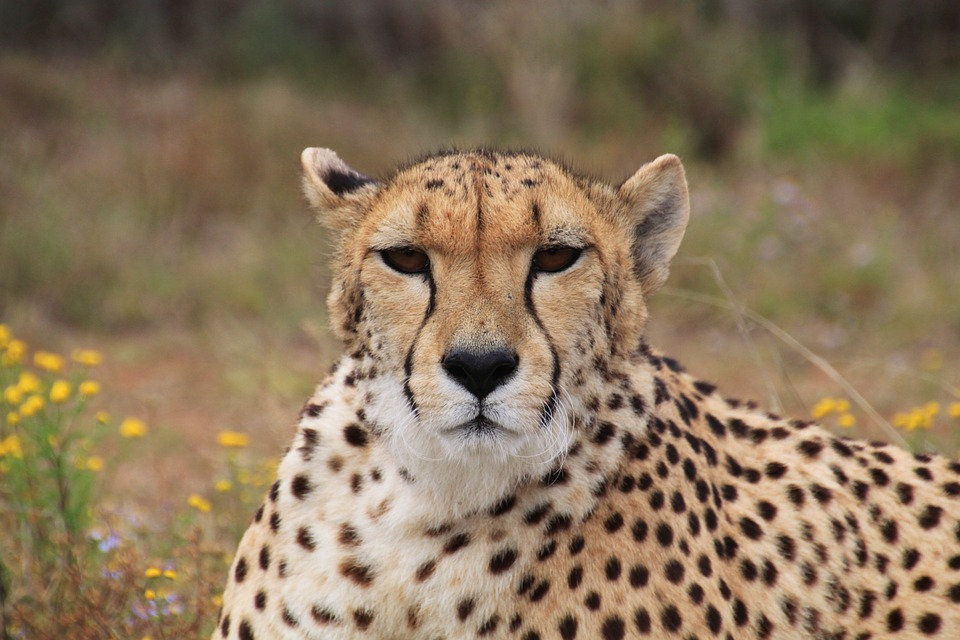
[381,248,429,274]
[533,246,582,273]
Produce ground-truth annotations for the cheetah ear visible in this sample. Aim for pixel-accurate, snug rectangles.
[301,148,378,231]
[618,154,690,294]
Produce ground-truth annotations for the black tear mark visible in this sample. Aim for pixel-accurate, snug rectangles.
[324,170,373,196]
[402,275,436,414]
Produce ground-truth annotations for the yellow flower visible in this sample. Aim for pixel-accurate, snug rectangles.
[188,494,212,513]
[17,372,41,393]
[212,594,224,607]
[145,567,162,578]
[811,397,836,419]
[214,479,232,493]
[0,435,23,459]
[86,456,105,472]
[949,402,960,419]
[2,339,26,366]
[834,399,850,413]
[120,417,147,438]
[19,394,44,417]
[4,385,22,406]
[6,412,19,426]
[0,324,9,348]
[72,349,103,367]
[34,351,65,373]
[163,569,177,580]
[50,380,71,404]
[217,431,250,448]
[924,401,940,417]
[96,410,110,424]
[837,413,856,428]
[78,380,100,397]
[144,589,156,600]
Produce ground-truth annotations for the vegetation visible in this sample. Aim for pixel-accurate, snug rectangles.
[0,1,957,636]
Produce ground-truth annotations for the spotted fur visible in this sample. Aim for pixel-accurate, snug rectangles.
[216,148,960,639]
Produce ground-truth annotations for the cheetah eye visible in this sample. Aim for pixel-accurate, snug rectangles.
[381,247,430,274]
[532,246,582,273]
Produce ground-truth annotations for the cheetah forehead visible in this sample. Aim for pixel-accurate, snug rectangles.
[368,150,615,255]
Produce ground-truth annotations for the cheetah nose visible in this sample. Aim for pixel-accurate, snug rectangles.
[441,348,519,401]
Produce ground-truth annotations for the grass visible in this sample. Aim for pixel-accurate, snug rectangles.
[0,13,959,633]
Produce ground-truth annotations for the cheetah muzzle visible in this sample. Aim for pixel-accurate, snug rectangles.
[216,148,960,639]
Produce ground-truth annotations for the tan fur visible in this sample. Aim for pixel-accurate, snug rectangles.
[216,149,960,640]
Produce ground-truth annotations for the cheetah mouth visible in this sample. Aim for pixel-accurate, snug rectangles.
[447,416,507,438]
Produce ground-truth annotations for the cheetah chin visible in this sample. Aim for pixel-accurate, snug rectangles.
[215,147,960,640]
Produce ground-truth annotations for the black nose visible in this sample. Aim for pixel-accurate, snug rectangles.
[441,348,519,400]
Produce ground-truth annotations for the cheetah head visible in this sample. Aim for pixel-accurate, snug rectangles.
[303,148,689,511]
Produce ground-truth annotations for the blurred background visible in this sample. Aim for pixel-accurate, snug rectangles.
[3,0,960,485]
[1,1,959,633]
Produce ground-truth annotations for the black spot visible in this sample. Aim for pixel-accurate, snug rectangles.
[592,422,617,445]
[740,517,764,540]
[537,540,558,562]
[870,467,890,486]
[698,554,713,577]
[529,579,551,602]
[425,178,444,190]
[258,545,271,570]
[559,615,578,640]
[765,462,787,479]
[568,565,584,589]
[457,598,475,621]
[234,620,256,640]
[628,564,649,588]
[601,615,625,640]
[733,599,748,626]
[948,583,960,602]
[234,557,248,582]
[473,614,499,636]
[919,505,944,529]
[415,560,436,582]
[634,608,651,633]
[918,613,942,634]
[444,532,471,554]
[490,494,516,516]
[656,523,674,547]
[296,527,315,551]
[665,559,685,584]
[887,609,904,632]
[757,501,778,521]
[339,561,374,586]
[291,474,312,500]
[584,591,601,610]
[546,513,572,535]
[569,536,586,555]
[706,604,722,633]
[489,547,518,574]
[343,424,369,447]
[661,605,683,632]
[810,484,833,504]
[524,502,552,525]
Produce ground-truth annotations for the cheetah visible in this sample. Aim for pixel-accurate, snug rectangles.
[215,148,960,639]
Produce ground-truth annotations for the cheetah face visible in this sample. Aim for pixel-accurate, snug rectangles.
[302,149,688,508]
